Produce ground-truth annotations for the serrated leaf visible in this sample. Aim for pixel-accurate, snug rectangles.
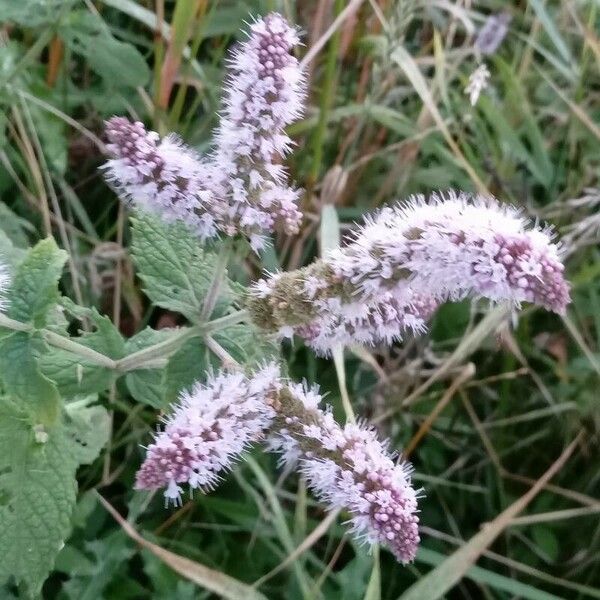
[131,212,233,322]
[40,308,124,398]
[124,327,173,408]
[60,11,150,88]
[164,337,210,405]
[0,331,61,425]
[0,398,106,596]
[214,324,279,366]
[7,237,67,326]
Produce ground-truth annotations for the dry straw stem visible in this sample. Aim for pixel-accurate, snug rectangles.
[399,432,584,600]
[299,0,365,70]
[96,493,268,600]
[402,363,475,459]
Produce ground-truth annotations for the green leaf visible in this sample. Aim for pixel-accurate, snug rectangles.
[61,11,150,88]
[65,399,111,465]
[130,212,233,322]
[0,331,61,425]
[0,229,26,271]
[0,398,108,596]
[40,308,125,398]
[0,201,32,248]
[214,323,280,366]
[7,237,67,326]
[164,337,210,405]
[0,0,76,27]
[123,327,173,408]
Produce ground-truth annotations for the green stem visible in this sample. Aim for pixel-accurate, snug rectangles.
[200,239,233,321]
[309,0,344,183]
[115,326,201,372]
[42,330,118,370]
[0,309,249,374]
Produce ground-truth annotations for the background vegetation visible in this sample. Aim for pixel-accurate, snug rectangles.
[0,0,599,598]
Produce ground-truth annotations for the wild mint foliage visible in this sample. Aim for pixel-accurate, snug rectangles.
[0,2,592,598]
[130,212,233,321]
[0,209,276,594]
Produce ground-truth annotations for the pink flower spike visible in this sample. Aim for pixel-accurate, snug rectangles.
[135,364,281,503]
[269,383,421,563]
[213,12,306,243]
[327,191,570,314]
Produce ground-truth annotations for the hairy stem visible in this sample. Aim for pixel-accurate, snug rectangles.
[0,309,249,373]
[200,240,233,322]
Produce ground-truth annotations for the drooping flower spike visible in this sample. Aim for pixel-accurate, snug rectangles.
[248,192,569,353]
[103,13,305,250]
[135,364,281,503]
[268,382,421,563]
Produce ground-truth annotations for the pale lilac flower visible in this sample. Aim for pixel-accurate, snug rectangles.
[103,117,225,240]
[465,64,490,106]
[269,382,421,563]
[475,12,511,55]
[213,12,305,248]
[295,291,438,355]
[326,191,570,313]
[0,261,9,312]
[135,363,280,503]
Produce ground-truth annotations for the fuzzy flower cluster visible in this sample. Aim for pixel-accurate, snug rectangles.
[0,261,9,312]
[104,117,225,239]
[269,382,420,563]
[136,367,421,563]
[103,13,304,250]
[135,364,281,503]
[212,12,305,249]
[326,192,570,313]
[249,192,569,353]
[294,290,438,356]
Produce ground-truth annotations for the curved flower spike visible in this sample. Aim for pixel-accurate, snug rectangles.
[268,383,421,563]
[248,192,569,353]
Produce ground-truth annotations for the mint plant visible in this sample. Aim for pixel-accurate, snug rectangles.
[0,11,571,598]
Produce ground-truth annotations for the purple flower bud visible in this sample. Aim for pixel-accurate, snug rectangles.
[475,12,511,55]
